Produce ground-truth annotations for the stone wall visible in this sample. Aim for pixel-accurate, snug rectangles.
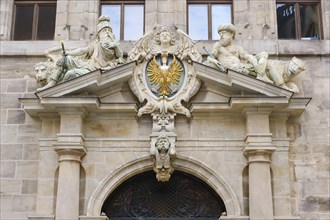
[0,0,329,219]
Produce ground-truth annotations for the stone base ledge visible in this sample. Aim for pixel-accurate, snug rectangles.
[219,216,300,220]
[79,217,108,220]
[274,217,300,220]
[28,216,54,220]
[220,216,249,220]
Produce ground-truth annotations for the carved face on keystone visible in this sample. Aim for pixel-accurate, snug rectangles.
[156,137,170,152]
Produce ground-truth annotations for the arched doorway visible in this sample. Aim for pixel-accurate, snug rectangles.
[101,171,226,219]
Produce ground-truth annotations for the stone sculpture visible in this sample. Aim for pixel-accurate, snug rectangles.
[204,23,306,93]
[128,26,202,63]
[203,24,263,76]
[34,61,55,88]
[128,25,202,117]
[264,57,306,93]
[128,26,202,181]
[150,134,176,182]
[35,15,125,91]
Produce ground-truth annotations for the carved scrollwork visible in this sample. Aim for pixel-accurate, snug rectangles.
[128,25,202,117]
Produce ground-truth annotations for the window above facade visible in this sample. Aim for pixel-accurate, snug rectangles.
[101,0,144,41]
[187,0,232,40]
[12,0,57,40]
[276,0,322,40]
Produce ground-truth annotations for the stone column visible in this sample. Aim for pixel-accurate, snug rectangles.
[54,111,86,220]
[243,107,275,220]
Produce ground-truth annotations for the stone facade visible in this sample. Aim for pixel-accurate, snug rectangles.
[0,1,329,220]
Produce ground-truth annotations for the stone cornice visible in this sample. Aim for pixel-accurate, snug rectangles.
[190,96,310,117]
[19,97,138,117]
[1,40,329,56]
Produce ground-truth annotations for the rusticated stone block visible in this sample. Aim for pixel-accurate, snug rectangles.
[22,179,38,194]
[0,161,16,178]
[0,144,23,160]
[7,109,25,124]
[0,179,22,194]
[12,195,37,212]
[16,161,38,179]
[23,144,39,160]
[7,79,26,92]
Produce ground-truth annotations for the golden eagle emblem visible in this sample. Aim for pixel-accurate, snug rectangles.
[147,53,184,97]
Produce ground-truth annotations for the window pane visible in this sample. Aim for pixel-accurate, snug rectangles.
[211,4,232,40]
[300,4,320,40]
[13,5,34,40]
[102,5,121,40]
[124,5,144,41]
[37,5,56,40]
[276,4,296,39]
[188,4,208,40]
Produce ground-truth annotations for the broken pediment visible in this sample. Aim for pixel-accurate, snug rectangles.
[21,59,310,119]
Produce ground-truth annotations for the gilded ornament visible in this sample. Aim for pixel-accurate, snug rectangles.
[147,53,183,97]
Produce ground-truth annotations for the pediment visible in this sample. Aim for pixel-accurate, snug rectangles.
[35,61,137,101]
[192,62,294,101]
[20,60,310,118]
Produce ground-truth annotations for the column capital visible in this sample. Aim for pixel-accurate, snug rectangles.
[58,108,88,118]
[54,144,86,162]
[243,146,276,163]
[242,106,274,117]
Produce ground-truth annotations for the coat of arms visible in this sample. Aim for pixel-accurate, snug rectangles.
[146,53,184,98]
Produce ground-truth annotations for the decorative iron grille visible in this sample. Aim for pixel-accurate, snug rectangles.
[101,171,226,219]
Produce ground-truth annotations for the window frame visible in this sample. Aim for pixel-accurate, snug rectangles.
[276,0,323,40]
[12,0,57,40]
[100,0,145,41]
[187,0,233,40]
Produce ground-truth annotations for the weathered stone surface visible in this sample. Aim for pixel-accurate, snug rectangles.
[22,179,38,194]
[0,0,329,219]
[7,109,25,124]
[23,144,39,160]
[1,179,22,194]
[12,195,37,212]
[0,144,23,160]
[0,161,16,178]
[7,79,27,92]
[16,161,39,179]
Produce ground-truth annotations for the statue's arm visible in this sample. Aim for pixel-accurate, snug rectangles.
[210,42,220,58]
[114,43,124,58]
[68,46,90,56]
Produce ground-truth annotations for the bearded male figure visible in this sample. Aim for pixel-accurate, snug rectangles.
[204,24,267,77]
[62,15,125,80]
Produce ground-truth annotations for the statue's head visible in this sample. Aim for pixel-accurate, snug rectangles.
[154,27,176,45]
[97,15,112,34]
[97,15,115,41]
[218,24,236,46]
[34,62,51,86]
[288,57,306,78]
[155,134,171,151]
[218,24,236,35]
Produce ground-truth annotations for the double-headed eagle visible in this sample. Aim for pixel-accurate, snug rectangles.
[147,53,184,97]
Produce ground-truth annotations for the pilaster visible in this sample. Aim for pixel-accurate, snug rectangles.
[54,110,86,220]
[243,107,275,220]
